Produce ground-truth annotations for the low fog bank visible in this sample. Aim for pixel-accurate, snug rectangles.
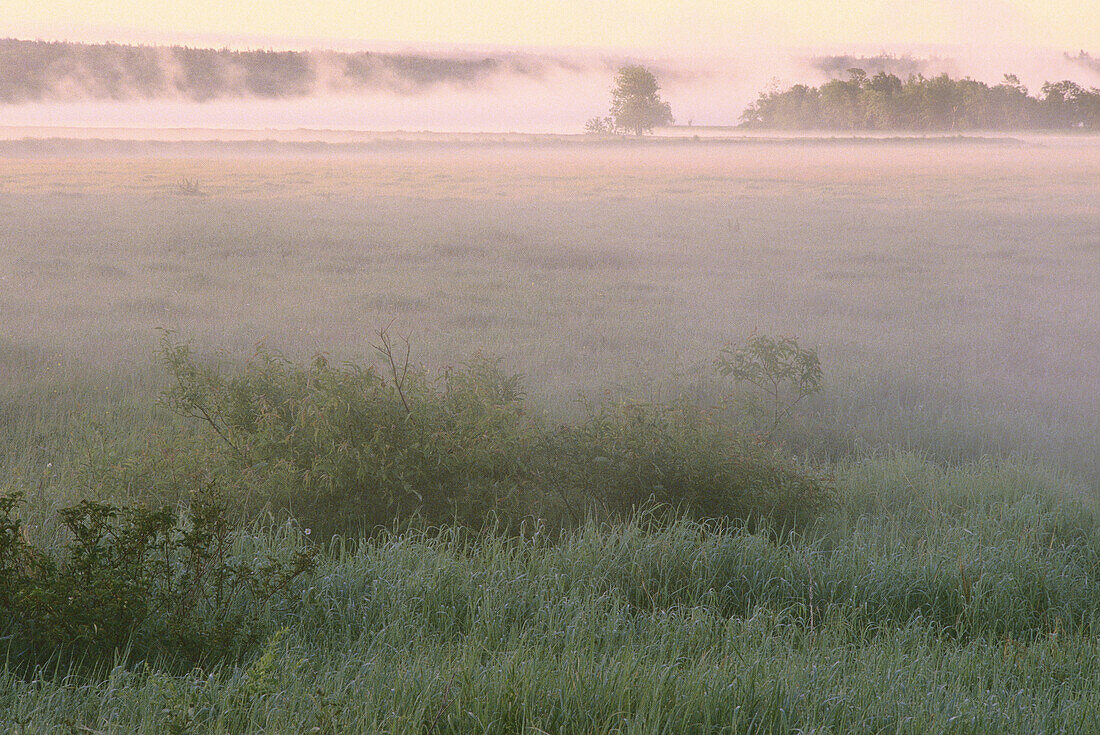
[6,133,1092,161]
[2,39,1098,133]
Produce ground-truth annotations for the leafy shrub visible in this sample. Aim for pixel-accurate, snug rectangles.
[547,398,833,530]
[159,335,540,536]
[0,488,314,672]
[716,334,822,440]
[156,334,833,536]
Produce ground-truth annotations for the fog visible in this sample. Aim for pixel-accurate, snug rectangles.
[4,21,1100,720]
[1,137,1096,483]
[2,40,1098,133]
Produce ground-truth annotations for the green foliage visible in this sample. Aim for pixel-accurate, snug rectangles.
[741,68,1100,130]
[158,334,541,536]
[0,490,32,604]
[156,334,832,536]
[0,488,314,672]
[717,334,822,440]
[549,398,832,530]
[609,65,674,135]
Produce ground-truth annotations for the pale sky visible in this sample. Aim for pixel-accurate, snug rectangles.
[7,0,1099,51]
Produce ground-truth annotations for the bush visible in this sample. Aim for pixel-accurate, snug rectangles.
[156,334,833,536]
[159,335,541,536]
[0,488,314,672]
[547,398,833,530]
[716,334,822,440]
[584,116,617,134]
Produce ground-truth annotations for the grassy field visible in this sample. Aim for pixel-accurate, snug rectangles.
[3,457,1100,733]
[1,137,1098,731]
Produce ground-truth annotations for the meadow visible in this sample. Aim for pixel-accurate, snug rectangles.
[1,136,1098,732]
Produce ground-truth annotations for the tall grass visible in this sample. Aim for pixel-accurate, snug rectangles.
[3,455,1099,732]
[4,338,1096,731]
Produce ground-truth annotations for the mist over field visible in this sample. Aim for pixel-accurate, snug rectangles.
[3,38,1099,131]
[2,137,1096,488]
[3,15,1100,733]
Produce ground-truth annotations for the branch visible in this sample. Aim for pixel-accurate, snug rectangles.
[184,401,249,462]
[372,325,412,416]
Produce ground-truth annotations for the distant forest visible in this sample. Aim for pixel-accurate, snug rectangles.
[741,69,1100,130]
[4,38,1100,131]
[809,53,953,80]
[0,38,549,102]
[1066,51,1100,74]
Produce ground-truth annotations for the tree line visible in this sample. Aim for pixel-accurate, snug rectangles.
[740,69,1100,130]
[0,38,512,103]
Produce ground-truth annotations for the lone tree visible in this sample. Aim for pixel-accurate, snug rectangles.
[609,65,673,135]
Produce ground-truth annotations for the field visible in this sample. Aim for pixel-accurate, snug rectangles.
[1,136,1099,732]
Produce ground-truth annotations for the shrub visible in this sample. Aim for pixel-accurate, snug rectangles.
[159,334,541,536]
[156,334,833,536]
[175,177,204,196]
[546,398,833,530]
[716,334,822,440]
[0,488,314,672]
[584,116,617,134]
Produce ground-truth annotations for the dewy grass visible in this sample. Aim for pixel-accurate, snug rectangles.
[1,360,1097,730]
[1,347,1095,730]
[4,491,1100,733]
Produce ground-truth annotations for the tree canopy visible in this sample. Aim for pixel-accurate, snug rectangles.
[0,38,502,103]
[609,65,674,135]
[740,69,1100,130]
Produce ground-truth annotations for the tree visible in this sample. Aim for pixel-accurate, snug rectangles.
[609,65,673,135]
[1040,80,1091,127]
[738,71,1100,131]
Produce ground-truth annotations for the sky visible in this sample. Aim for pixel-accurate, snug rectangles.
[8,0,1099,52]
